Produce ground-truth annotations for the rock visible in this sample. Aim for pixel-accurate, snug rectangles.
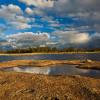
[81,59,93,63]
[86,59,93,63]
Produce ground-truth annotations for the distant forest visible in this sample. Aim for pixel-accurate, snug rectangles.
[0,47,100,53]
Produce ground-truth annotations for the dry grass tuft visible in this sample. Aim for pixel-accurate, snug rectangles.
[0,72,100,100]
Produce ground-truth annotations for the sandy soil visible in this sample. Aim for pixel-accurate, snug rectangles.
[0,71,100,100]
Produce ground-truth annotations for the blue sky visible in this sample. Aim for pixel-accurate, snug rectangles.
[0,0,100,49]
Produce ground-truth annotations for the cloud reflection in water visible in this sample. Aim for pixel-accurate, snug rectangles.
[1,64,100,78]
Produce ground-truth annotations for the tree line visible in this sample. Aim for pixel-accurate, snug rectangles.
[0,47,100,53]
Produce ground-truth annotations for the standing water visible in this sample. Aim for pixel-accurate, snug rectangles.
[1,64,100,78]
[0,53,100,62]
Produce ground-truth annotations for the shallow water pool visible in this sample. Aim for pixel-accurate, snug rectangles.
[0,64,100,78]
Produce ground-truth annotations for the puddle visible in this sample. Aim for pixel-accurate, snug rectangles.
[0,64,100,78]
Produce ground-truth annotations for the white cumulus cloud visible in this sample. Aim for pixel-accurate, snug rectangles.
[53,30,90,45]
[25,7,33,15]
[0,4,33,30]
[6,32,50,48]
[19,0,54,8]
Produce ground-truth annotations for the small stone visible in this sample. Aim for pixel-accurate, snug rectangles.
[86,59,92,63]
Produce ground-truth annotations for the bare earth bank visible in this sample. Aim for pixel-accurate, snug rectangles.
[0,60,81,68]
[0,60,100,70]
[0,52,100,56]
[0,72,100,100]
